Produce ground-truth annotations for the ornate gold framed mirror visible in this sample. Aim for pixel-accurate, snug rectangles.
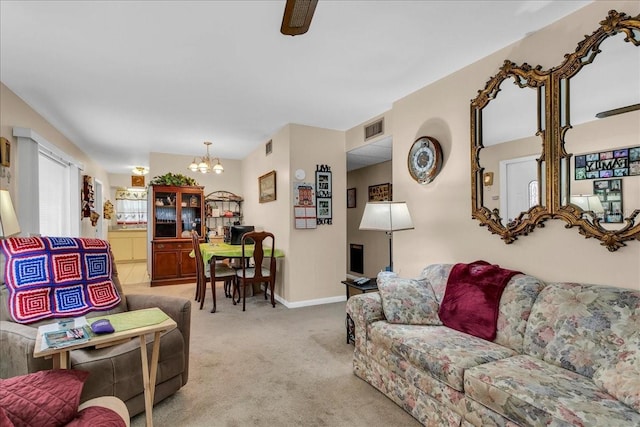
[471,61,551,243]
[471,10,640,251]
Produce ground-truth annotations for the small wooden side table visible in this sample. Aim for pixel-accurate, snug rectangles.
[34,308,177,427]
[342,278,378,344]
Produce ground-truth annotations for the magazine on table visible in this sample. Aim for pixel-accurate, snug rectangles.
[44,325,92,348]
[38,316,91,350]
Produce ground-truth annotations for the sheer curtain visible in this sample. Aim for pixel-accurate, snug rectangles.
[115,189,147,225]
[38,152,71,236]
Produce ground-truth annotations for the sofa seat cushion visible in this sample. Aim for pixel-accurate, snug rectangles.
[464,354,640,426]
[369,322,517,391]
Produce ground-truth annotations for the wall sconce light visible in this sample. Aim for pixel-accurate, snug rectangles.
[483,172,494,186]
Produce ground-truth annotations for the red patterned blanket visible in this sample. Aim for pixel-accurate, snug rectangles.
[0,237,121,324]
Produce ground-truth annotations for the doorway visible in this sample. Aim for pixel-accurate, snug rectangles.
[499,155,538,225]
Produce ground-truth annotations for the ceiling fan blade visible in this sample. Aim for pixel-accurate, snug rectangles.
[595,103,640,118]
[281,0,318,36]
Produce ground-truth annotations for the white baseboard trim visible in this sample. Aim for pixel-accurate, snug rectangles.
[274,293,346,309]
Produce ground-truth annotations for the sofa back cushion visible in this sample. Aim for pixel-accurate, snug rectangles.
[420,263,545,353]
[523,282,640,379]
[592,332,640,412]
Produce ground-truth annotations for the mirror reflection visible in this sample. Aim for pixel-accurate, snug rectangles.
[564,32,640,231]
[480,76,543,227]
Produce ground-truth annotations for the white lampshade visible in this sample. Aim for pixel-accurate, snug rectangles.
[359,201,414,232]
[570,195,605,213]
[0,190,21,237]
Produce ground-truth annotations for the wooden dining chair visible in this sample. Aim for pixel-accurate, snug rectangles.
[191,230,235,313]
[233,231,276,312]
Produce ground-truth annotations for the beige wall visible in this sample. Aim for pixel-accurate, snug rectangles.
[242,124,346,305]
[2,0,638,300]
[347,161,393,277]
[0,83,111,237]
[372,0,639,290]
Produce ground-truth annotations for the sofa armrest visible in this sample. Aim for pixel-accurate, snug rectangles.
[346,292,385,351]
[125,294,191,385]
[0,321,52,378]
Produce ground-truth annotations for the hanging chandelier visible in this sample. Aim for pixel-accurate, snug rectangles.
[188,141,224,174]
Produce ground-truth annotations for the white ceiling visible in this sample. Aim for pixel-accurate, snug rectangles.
[0,1,591,174]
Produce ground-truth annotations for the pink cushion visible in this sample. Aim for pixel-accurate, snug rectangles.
[438,261,520,341]
[0,369,89,427]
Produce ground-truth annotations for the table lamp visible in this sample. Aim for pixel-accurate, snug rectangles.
[0,189,21,237]
[359,201,414,272]
[570,194,605,217]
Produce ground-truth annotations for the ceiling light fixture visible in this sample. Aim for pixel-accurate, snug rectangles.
[188,141,224,175]
[132,166,149,175]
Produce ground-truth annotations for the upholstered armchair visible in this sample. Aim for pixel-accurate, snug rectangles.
[0,239,191,418]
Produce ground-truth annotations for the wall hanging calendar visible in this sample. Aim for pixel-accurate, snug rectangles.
[315,164,332,225]
[293,182,316,229]
[574,146,640,180]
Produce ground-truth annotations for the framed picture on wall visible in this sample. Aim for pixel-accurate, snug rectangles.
[347,188,356,208]
[368,183,392,201]
[317,197,332,220]
[259,170,277,203]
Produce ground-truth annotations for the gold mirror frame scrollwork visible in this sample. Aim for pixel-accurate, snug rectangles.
[471,9,640,251]
[471,61,552,244]
[552,10,640,251]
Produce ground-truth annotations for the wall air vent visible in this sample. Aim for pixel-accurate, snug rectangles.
[364,119,384,141]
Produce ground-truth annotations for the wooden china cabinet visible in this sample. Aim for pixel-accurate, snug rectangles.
[149,185,205,286]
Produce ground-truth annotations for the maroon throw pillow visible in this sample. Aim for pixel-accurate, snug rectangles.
[438,261,520,341]
[0,407,13,426]
[0,369,89,427]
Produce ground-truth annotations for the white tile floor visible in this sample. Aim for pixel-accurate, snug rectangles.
[115,261,150,286]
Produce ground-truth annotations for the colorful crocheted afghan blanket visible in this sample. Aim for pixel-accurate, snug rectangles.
[1,237,121,324]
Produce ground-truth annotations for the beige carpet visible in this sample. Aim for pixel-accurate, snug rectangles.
[123,280,421,427]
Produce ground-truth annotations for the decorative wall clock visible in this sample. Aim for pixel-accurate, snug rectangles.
[408,136,443,184]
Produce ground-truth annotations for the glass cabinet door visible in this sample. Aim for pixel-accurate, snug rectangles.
[180,192,203,237]
[154,191,177,238]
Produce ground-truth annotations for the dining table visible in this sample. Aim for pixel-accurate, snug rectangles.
[190,242,285,311]
[195,242,285,265]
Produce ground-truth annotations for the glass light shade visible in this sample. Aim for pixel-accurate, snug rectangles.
[213,162,224,174]
[188,159,199,172]
[359,201,414,231]
[198,161,210,173]
[570,195,605,213]
[0,190,21,237]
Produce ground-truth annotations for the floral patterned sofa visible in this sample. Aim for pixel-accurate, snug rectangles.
[346,263,640,426]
